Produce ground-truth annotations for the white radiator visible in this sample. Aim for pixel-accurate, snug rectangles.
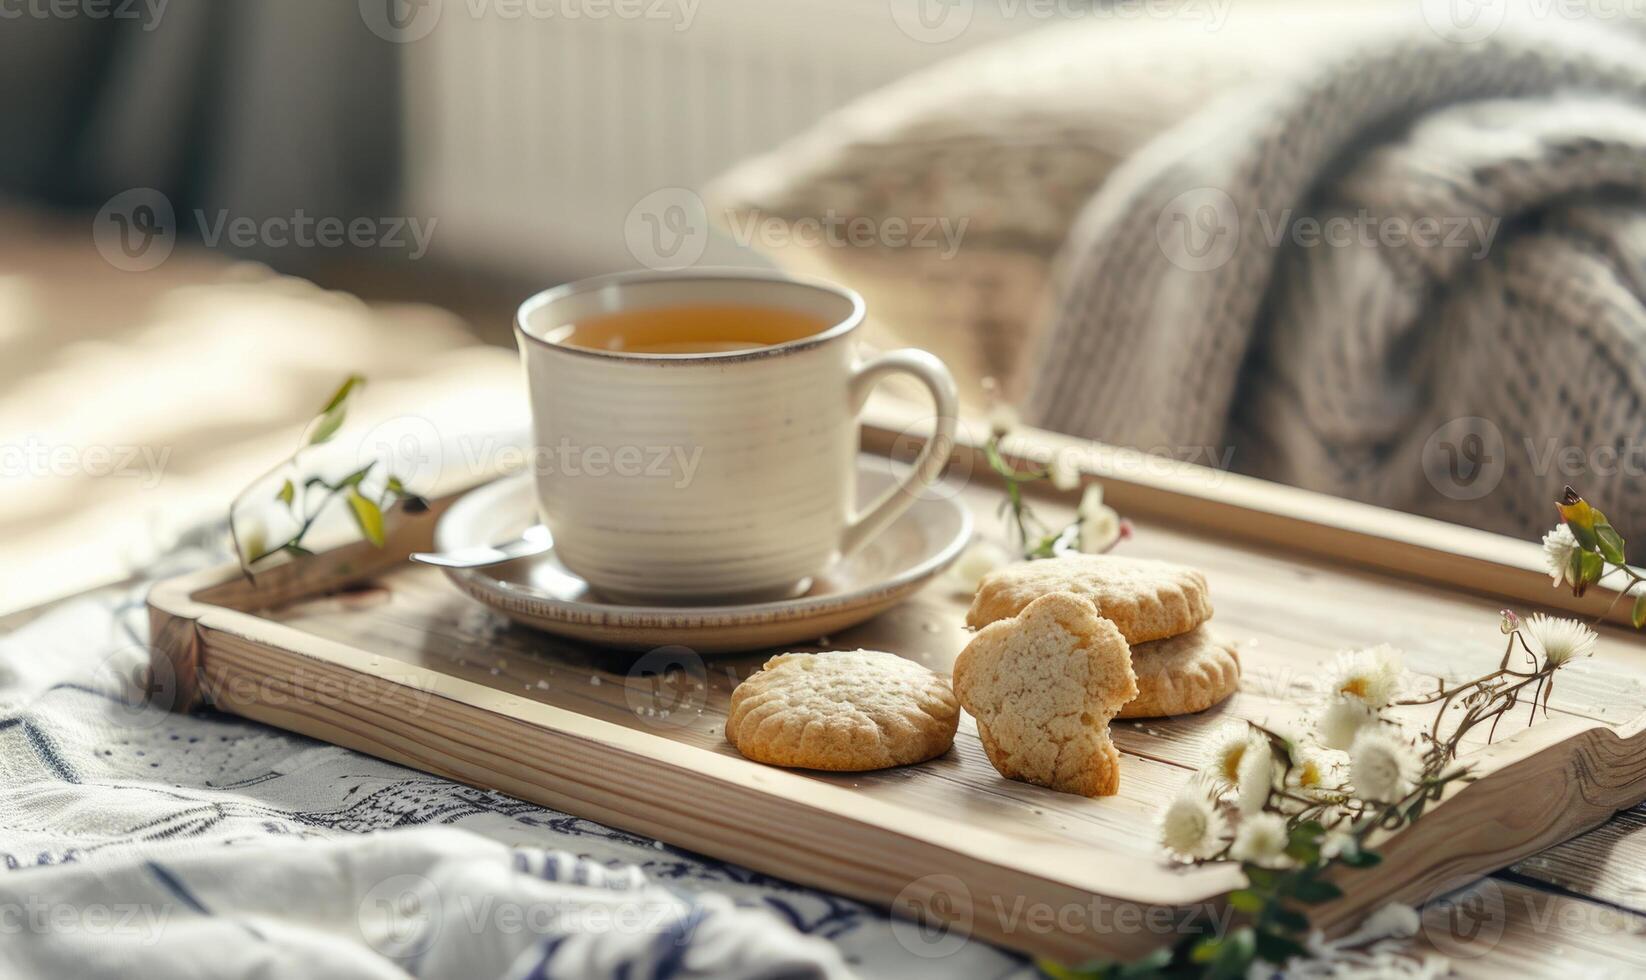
[401,0,1022,281]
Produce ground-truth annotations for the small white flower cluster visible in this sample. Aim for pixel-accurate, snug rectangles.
[1076,483,1123,555]
[1521,611,1598,668]
[1159,613,1597,867]
[1542,523,1581,589]
[1158,645,1423,866]
[946,483,1124,590]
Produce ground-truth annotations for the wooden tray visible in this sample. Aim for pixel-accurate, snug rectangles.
[145,408,1646,963]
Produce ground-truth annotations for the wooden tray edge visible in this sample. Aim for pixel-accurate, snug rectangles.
[858,403,1636,628]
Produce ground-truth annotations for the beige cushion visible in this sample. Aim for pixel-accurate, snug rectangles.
[708,5,1387,407]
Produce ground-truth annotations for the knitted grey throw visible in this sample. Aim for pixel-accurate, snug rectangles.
[1026,13,1646,539]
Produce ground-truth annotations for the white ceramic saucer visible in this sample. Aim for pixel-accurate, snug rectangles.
[432,457,972,653]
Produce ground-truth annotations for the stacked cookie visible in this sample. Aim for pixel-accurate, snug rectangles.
[953,555,1238,797]
[965,555,1239,721]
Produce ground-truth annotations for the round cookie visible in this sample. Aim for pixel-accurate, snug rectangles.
[966,555,1212,644]
[1119,626,1240,719]
[725,650,959,771]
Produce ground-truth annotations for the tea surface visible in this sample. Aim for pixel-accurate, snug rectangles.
[555,304,829,355]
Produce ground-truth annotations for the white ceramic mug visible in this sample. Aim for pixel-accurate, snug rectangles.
[515,269,958,605]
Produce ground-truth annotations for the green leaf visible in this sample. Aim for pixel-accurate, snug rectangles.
[346,488,386,547]
[319,374,366,414]
[1190,937,1221,965]
[1033,958,1106,980]
[1290,821,1325,843]
[1596,523,1627,565]
[1208,927,1256,980]
[276,479,295,507]
[1632,593,1646,630]
[1568,520,1600,551]
[1268,906,1309,933]
[1289,879,1344,904]
[1579,550,1606,586]
[1338,844,1383,868]
[1242,866,1280,890]
[1226,889,1265,915]
[283,543,315,558]
[386,476,406,497]
[1116,946,1174,977]
[1285,821,1326,864]
[1284,838,1321,866]
[308,404,348,446]
[1558,491,1601,546]
[1253,929,1309,965]
[306,375,366,446]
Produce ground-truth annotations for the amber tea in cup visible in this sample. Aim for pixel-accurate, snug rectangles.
[550,304,830,356]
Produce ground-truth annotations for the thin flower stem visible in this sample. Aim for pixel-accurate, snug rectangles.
[1592,563,1646,625]
[983,433,1088,560]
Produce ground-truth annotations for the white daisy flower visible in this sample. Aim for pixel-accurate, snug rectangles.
[1205,723,1254,786]
[1286,745,1336,791]
[1349,729,1420,803]
[1354,903,1422,943]
[1077,484,1121,554]
[1542,524,1580,588]
[1079,513,1121,554]
[1047,450,1081,492]
[1230,812,1292,868]
[1320,830,1355,860]
[1326,644,1405,707]
[1236,738,1275,815]
[946,540,1009,591]
[1159,788,1227,861]
[1521,612,1598,669]
[1317,696,1377,752]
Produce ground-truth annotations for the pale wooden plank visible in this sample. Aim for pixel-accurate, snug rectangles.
[1419,878,1646,977]
[272,566,1191,860]
[1510,806,1646,915]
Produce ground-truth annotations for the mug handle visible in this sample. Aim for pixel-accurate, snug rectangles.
[841,349,959,557]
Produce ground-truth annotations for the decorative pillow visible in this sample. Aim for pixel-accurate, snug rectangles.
[707,6,1383,407]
